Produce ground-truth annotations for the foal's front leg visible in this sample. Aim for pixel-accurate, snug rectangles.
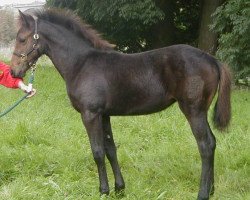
[81,111,109,194]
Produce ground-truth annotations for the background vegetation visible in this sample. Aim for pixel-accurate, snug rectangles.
[0,0,249,79]
[45,0,249,79]
[0,9,16,45]
[0,57,249,199]
[45,0,202,52]
[211,0,250,79]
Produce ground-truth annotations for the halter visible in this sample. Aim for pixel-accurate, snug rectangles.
[13,17,40,68]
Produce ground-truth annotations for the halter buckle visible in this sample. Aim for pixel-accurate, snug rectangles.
[33,34,39,40]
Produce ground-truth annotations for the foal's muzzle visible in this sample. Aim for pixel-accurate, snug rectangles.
[11,68,26,78]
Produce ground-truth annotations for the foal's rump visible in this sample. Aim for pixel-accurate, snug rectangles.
[153,44,231,129]
[163,45,221,102]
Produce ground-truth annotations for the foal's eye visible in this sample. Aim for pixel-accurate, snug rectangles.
[18,38,26,43]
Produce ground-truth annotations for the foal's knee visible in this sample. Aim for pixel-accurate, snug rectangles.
[105,145,116,159]
[92,148,105,164]
[104,136,117,157]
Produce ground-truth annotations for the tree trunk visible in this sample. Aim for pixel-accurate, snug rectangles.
[198,0,224,54]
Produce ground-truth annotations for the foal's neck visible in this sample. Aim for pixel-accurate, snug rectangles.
[41,22,93,81]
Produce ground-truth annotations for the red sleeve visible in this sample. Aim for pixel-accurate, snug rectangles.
[0,61,23,89]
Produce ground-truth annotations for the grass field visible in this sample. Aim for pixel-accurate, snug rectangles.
[0,58,249,200]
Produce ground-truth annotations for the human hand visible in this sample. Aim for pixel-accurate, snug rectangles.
[26,88,36,98]
[18,81,36,98]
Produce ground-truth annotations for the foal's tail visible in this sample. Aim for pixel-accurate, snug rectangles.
[213,63,232,131]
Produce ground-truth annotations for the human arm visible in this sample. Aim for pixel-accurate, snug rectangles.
[0,61,36,98]
[0,61,22,88]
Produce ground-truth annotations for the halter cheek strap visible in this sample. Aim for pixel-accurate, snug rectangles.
[13,17,40,66]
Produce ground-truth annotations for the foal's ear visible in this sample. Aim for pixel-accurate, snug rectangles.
[18,10,34,28]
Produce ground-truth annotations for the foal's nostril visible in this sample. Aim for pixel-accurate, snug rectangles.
[10,69,16,78]
[10,70,14,76]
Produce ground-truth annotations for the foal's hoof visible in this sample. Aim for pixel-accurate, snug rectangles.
[115,183,125,198]
[100,188,110,195]
[115,189,125,198]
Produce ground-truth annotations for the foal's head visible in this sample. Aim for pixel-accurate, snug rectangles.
[11,10,44,78]
[11,8,115,78]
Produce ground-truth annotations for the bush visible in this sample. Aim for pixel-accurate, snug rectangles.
[0,9,16,45]
[211,0,250,79]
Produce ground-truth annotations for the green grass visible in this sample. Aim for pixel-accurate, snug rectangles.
[0,58,249,200]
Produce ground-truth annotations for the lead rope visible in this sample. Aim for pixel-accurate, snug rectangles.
[0,66,36,118]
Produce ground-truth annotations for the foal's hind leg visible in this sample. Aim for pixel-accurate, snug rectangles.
[179,103,216,200]
[81,111,109,194]
[102,116,125,193]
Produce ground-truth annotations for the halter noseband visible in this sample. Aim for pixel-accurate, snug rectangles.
[13,17,40,67]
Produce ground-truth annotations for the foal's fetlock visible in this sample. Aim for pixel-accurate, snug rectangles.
[197,184,215,200]
[197,193,209,200]
[115,182,125,191]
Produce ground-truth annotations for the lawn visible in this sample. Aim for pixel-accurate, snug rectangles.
[0,58,249,200]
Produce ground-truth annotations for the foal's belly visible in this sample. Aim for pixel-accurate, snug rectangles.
[124,98,176,115]
[106,92,176,116]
